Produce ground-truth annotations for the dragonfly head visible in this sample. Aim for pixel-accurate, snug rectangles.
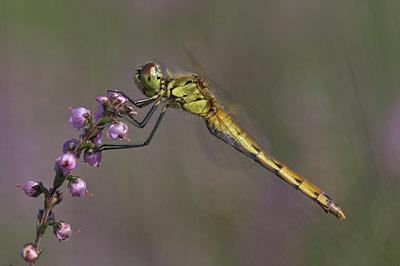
[134,62,162,97]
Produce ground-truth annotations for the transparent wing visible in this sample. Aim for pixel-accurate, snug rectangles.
[185,44,232,102]
[196,119,254,170]
[196,83,273,169]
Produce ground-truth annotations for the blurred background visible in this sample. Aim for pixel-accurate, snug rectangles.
[1,0,400,265]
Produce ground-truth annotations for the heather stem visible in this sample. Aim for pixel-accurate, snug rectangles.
[29,116,109,261]
[26,102,126,265]
[29,185,57,266]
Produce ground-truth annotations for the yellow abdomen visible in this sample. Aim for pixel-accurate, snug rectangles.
[204,107,345,219]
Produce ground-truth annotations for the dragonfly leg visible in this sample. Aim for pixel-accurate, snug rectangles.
[124,103,159,128]
[133,97,156,108]
[99,110,166,151]
[107,89,161,128]
[107,89,155,108]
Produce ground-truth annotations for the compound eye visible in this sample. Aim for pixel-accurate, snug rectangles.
[141,62,157,77]
[134,62,161,97]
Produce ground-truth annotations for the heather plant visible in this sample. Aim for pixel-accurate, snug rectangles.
[19,91,137,265]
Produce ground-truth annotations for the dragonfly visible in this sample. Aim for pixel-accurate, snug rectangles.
[99,62,346,220]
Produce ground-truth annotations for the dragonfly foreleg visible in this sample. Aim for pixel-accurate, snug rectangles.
[123,103,159,128]
[133,97,156,108]
[107,89,155,108]
[99,110,166,151]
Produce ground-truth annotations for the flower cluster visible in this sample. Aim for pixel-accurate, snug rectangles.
[19,91,136,264]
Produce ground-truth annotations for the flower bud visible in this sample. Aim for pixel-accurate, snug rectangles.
[22,181,39,197]
[56,152,77,175]
[69,107,91,129]
[70,178,88,197]
[83,151,102,167]
[114,95,128,105]
[124,105,138,116]
[21,244,38,263]
[95,96,110,104]
[62,139,78,153]
[56,222,72,241]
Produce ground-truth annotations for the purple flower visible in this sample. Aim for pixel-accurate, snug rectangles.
[22,181,39,197]
[69,107,91,129]
[70,178,88,197]
[106,92,128,113]
[95,96,110,104]
[93,131,102,146]
[56,222,72,241]
[21,244,38,263]
[62,139,78,153]
[56,152,77,175]
[114,94,128,105]
[84,151,102,167]
[107,121,130,141]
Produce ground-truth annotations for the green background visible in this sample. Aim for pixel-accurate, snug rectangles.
[1,0,399,265]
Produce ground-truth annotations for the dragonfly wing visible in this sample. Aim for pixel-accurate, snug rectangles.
[196,118,255,169]
[185,44,233,102]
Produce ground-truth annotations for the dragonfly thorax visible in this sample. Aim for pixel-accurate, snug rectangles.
[134,62,162,97]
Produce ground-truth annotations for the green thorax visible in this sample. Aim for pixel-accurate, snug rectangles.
[167,74,210,116]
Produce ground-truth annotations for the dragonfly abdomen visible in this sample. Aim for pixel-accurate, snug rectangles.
[204,108,345,219]
[255,155,346,219]
[204,108,262,157]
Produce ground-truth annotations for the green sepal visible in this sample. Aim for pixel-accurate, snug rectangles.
[30,182,48,198]
[66,175,77,182]
[97,117,115,126]
[38,182,50,198]
[84,118,91,126]
[66,176,78,188]
[51,221,61,235]
[47,221,58,227]
[77,142,96,151]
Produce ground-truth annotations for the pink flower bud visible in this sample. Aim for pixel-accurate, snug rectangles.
[62,139,78,153]
[124,105,138,116]
[56,222,72,241]
[56,152,77,175]
[70,178,88,197]
[84,151,102,167]
[22,181,39,197]
[21,244,38,263]
[95,96,110,104]
[69,107,91,129]
[114,95,128,104]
